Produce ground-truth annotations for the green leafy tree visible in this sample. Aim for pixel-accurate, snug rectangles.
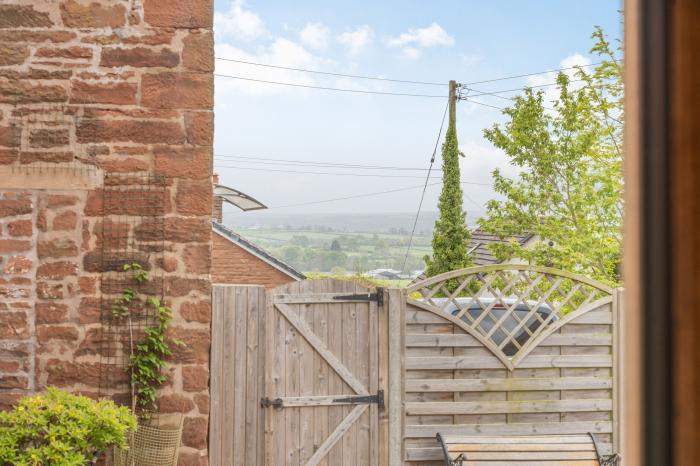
[478,28,623,284]
[424,110,472,278]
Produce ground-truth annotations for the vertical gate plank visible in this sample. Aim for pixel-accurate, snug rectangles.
[245,287,260,466]
[378,286,390,466]
[233,287,248,463]
[282,286,301,466]
[257,286,267,465]
[300,281,315,464]
[342,281,358,466]
[314,279,330,466]
[209,286,223,465]
[369,289,379,466]
[328,281,344,465]
[222,287,236,465]
[357,282,371,466]
[387,288,406,465]
[267,284,287,466]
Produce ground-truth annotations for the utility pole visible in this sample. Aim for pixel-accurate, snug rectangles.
[448,80,457,129]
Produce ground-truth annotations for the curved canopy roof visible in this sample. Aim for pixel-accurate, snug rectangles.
[214,184,267,211]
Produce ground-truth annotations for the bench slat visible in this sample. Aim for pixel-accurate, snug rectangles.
[448,443,596,452]
[447,451,598,461]
[436,433,605,465]
[459,461,599,466]
[439,434,594,444]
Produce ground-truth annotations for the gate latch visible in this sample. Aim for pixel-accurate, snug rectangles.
[260,397,283,409]
[332,390,384,410]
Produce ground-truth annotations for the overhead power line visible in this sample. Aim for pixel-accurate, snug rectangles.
[215,57,445,86]
[460,62,603,86]
[266,181,484,210]
[215,55,603,88]
[269,182,441,209]
[214,73,587,106]
[213,163,492,184]
[402,99,449,272]
[214,74,447,98]
[213,154,445,171]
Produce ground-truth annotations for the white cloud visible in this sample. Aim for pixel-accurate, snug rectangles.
[299,22,331,50]
[338,25,373,56]
[388,22,454,48]
[214,1,267,42]
[215,38,324,96]
[527,53,592,109]
[402,47,422,60]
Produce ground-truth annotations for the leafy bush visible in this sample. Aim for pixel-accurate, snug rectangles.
[0,387,136,466]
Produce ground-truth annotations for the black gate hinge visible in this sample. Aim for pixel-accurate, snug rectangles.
[332,390,384,410]
[333,288,384,306]
[260,397,283,409]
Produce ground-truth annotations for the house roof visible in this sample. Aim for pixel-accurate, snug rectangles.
[468,229,534,266]
[212,221,306,281]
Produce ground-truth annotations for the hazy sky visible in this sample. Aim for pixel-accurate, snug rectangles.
[213,0,622,220]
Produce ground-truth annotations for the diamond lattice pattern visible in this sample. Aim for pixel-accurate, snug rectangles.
[412,267,611,363]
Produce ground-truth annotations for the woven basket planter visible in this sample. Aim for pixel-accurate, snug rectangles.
[114,414,183,466]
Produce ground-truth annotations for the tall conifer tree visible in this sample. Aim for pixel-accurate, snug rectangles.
[425,81,472,277]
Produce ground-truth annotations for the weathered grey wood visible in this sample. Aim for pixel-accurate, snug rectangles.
[405,377,612,393]
[272,292,378,303]
[306,404,368,466]
[612,288,622,455]
[406,333,613,348]
[211,285,267,466]
[263,279,382,466]
[378,287,390,466]
[387,288,406,466]
[406,354,612,370]
[407,399,612,415]
[276,302,368,396]
[233,287,248,464]
[209,286,224,465]
[405,421,613,438]
[405,448,599,464]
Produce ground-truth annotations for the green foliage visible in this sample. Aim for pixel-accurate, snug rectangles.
[128,296,184,412]
[478,27,623,285]
[0,387,136,466]
[424,117,472,279]
[113,263,184,413]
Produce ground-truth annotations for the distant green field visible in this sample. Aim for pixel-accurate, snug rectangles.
[235,227,431,273]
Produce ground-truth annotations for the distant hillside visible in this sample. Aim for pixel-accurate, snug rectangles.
[223,210,482,234]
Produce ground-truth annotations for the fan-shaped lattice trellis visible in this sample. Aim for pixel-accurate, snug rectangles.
[407,265,613,370]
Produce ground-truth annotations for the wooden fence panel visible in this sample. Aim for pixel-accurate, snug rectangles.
[210,285,266,466]
[402,299,618,465]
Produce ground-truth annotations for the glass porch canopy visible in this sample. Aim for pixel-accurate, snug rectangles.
[214,184,267,211]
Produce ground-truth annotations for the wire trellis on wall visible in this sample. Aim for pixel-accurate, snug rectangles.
[6,104,100,175]
[98,172,168,412]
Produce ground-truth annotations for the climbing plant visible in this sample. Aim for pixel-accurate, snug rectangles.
[112,263,183,413]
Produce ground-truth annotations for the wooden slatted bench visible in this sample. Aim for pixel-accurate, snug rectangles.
[436,433,620,466]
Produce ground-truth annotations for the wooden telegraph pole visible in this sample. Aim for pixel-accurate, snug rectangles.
[448,80,457,129]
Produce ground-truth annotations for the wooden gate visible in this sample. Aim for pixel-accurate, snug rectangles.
[263,279,387,466]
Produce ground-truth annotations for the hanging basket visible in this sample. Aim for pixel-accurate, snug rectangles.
[114,413,183,466]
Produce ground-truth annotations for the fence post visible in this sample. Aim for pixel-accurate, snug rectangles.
[613,287,624,458]
[387,288,406,465]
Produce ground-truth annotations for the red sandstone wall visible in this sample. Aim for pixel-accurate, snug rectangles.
[212,232,298,289]
[0,1,213,464]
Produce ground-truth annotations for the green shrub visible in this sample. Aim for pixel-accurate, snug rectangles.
[0,387,137,466]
